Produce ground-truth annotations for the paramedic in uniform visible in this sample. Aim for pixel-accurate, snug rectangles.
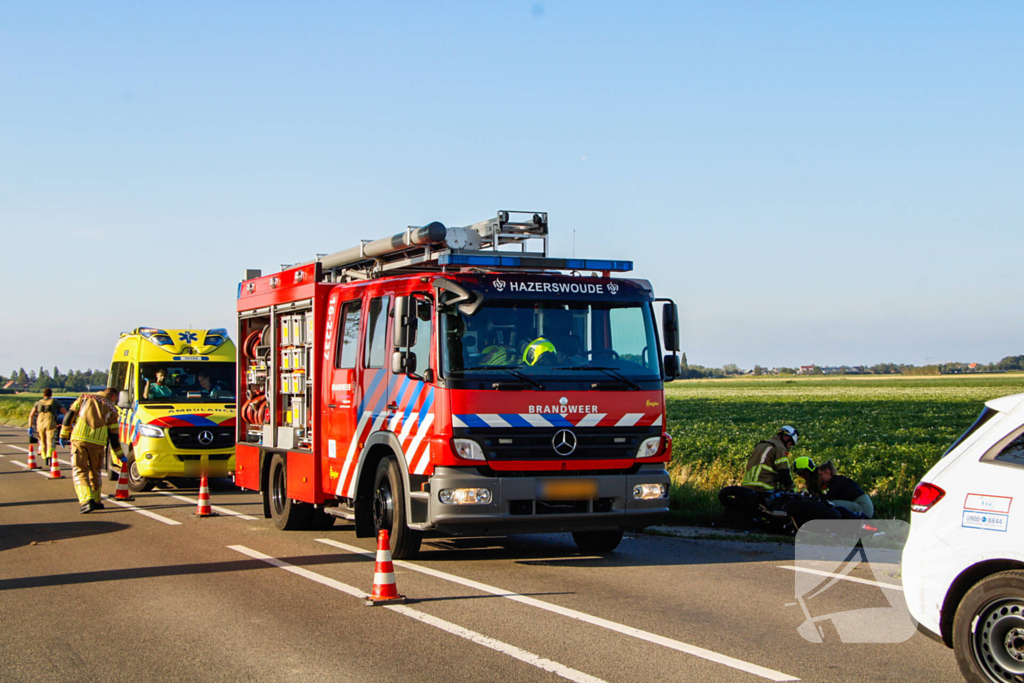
[59,388,123,513]
[28,388,66,466]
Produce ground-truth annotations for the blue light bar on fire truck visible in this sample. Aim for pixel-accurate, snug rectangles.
[438,254,633,272]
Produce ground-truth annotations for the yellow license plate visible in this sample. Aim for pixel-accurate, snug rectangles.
[538,479,598,500]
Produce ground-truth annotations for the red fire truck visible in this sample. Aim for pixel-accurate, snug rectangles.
[235,211,681,558]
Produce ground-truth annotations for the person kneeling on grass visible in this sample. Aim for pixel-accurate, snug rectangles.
[783,457,874,528]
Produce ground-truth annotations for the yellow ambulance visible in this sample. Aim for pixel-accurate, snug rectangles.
[107,327,236,491]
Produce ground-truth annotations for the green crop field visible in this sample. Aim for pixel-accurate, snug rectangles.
[664,374,1024,524]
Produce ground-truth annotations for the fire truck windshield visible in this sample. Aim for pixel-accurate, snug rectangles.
[139,362,236,402]
[441,299,662,382]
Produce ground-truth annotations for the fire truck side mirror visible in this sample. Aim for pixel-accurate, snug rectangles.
[393,296,418,348]
[663,354,681,380]
[392,350,407,374]
[661,302,680,352]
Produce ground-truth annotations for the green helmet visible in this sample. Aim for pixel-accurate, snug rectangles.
[481,345,508,366]
[523,337,556,366]
[793,456,817,476]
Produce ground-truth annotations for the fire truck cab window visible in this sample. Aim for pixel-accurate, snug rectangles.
[335,300,362,369]
[442,299,660,381]
[409,296,433,373]
[364,296,390,369]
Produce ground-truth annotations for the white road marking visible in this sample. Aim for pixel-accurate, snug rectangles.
[779,565,903,591]
[315,539,799,682]
[155,491,259,520]
[228,545,606,683]
[10,460,54,477]
[101,494,182,526]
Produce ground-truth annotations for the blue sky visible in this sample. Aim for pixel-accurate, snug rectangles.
[2,2,1021,372]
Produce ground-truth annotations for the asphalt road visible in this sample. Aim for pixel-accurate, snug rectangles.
[0,426,963,683]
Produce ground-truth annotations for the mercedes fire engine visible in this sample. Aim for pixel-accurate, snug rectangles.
[235,211,681,558]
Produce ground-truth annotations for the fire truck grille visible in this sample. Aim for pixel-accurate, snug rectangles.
[454,426,658,460]
[167,426,235,450]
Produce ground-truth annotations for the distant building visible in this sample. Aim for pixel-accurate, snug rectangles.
[798,365,817,375]
[968,363,979,370]
[86,384,107,392]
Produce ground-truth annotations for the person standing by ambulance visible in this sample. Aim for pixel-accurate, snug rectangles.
[59,388,122,513]
[28,388,67,467]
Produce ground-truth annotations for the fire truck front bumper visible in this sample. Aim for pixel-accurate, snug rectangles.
[425,465,670,535]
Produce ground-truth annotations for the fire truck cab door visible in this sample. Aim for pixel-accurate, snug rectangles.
[323,291,365,498]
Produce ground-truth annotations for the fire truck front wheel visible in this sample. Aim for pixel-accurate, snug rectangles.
[269,453,313,531]
[373,457,422,559]
[571,530,624,554]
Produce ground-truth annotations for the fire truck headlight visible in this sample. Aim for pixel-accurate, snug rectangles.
[452,438,485,461]
[632,484,667,500]
[439,488,492,505]
[636,436,661,458]
[137,424,165,439]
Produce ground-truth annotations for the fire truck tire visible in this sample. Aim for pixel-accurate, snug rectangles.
[269,453,313,531]
[373,457,422,559]
[571,529,623,554]
[126,450,155,493]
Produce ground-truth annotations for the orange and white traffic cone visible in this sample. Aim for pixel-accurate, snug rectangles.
[49,450,64,479]
[114,461,134,501]
[365,530,406,605]
[194,474,215,517]
[26,447,38,470]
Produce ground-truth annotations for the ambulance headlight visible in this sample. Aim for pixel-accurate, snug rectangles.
[632,484,667,500]
[636,436,662,458]
[137,424,165,439]
[439,488,492,505]
[452,438,485,461]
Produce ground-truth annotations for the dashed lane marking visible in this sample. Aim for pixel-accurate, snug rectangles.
[9,460,55,477]
[779,565,903,591]
[155,491,259,520]
[315,538,799,682]
[100,494,182,526]
[228,545,607,683]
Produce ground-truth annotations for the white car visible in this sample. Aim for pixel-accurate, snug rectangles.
[903,392,1024,683]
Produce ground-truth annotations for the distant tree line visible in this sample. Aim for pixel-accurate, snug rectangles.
[676,354,1024,379]
[1,367,109,393]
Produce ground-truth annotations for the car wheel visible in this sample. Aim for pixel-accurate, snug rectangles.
[954,570,1024,683]
[126,450,155,492]
[268,453,312,531]
[571,529,624,554]
[372,457,421,559]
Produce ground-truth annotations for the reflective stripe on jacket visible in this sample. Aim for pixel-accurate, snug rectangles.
[61,394,118,446]
[741,437,791,490]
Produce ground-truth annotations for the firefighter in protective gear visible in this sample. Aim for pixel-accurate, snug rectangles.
[741,425,799,492]
[59,388,122,514]
[522,337,556,366]
[28,388,67,467]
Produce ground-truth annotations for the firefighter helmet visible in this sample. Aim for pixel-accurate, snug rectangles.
[778,425,799,446]
[523,338,556,366]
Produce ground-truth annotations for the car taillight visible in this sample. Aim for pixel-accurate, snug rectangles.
[911,482,946,513]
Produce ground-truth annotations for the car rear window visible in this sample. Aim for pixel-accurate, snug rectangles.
[941,407,997,459]
[983,428,1024,469]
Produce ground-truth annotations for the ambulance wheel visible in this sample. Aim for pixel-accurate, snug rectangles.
[572,529,623,554]
[269,453,312,531]
[954,570,1024,683]
[372,457,421,559]
[126,450,155,493]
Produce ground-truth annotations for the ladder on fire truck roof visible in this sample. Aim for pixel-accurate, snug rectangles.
[307,210,632,283]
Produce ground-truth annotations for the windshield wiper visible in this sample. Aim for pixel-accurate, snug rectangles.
[460,366,546,390]
[552,366,642,390]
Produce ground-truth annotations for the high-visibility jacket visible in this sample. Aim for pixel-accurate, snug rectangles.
[60,394,119,446]
[741,437,792,491]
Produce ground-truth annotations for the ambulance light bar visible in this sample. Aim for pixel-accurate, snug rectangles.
[438,254,632,272]
[137,327,174,346]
